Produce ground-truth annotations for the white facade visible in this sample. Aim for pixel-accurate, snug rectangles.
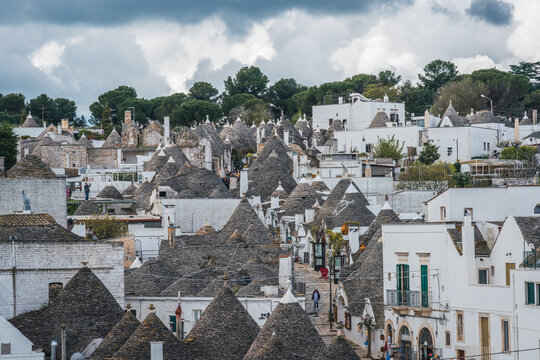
[424,186,540,222]
[382,215,539,360]
[0,315,44,359]
[0,241,124,319]
[126,295,306,337]
[312,95,405,131]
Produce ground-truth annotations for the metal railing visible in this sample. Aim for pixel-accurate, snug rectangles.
[386,290,431,308]
[523,251,539,269]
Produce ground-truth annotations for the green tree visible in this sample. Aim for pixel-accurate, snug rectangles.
[224,66,269,97]
[510,61,540,90]
[290,87,319,117]
[53,98,77,121]
[373,135,405,161]
[154,93,188,121]
[347,73,378,93]
[377,70,401,87]
[432,77,488,117]
[90,86,137,124]
[470,69,530,116]
[399,81,434,117]
[419,59,459,91]
[0,93,25,114]
[86,215,128,240]
[418,140,440,165]
[363,83,399,101]
[171,99,222,127]
[500,145,536,162]
[221,93,259,116]
[28,94,56,125]
[266,78,306,117]
[117,98,155,127]
[188,81,219,102]
[0,123,17,170]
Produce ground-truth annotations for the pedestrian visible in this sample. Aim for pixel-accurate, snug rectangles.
[84,183,91,200]
[312,289,321,312]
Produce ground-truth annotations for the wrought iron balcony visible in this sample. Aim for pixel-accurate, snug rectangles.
[523,251,539,269]
[386,289,431,308]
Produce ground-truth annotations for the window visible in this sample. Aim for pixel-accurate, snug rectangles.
[505,263,515,286]
[366,144,373,153]
[502,319,510,352]
[464,208,473,219]
[526,282,535,305]
[1,343,10,355]
[344,312,351,330]
[169,315,177,333]
[440,207,447,220]
[478,269,489,285]
[396,264,410,305]
[329,119,333,126]
[49,282,63,301]
[159,191,167,198]
[445,331,451,347]
[456,311,464,341]
[193,309,202,322]
[537,284,540,306]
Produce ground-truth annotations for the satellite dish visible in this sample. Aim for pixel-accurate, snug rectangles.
[79,167,87,174]
[70,353,85,360]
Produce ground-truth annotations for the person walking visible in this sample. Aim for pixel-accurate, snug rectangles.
[84,183,91,200]
[312,289,321,312]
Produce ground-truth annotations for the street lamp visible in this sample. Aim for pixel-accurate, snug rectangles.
[269,103,284,122]
[480,94,493,114]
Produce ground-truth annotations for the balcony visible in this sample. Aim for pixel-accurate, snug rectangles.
[386,290,431,314]
[523,251,540,269]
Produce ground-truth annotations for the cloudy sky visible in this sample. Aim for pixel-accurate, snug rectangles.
[1,0,538,115]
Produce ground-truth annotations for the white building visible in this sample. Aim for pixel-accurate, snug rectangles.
[382,213,540,360]
[126,294,306,337]
[312,93,405,131]
[0,315,44,359]
[424,186,540,223]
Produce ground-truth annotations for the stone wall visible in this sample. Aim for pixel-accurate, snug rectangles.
[88,148,118,168]
[40,145,87,169]
[178,146,205,167]
[0,178,67,227]
[0,241,124,319]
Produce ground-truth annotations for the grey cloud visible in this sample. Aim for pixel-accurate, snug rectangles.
[0,0,411,29]
[466,0,513,25]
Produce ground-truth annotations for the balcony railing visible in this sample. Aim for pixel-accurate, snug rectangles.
[523,251,540,269]
[386,290,431,308]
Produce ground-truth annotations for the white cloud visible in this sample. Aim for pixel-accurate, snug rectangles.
[130,17,275,93]
[506,0,540,62]
[28,41,66,83]
[452,55,498,74]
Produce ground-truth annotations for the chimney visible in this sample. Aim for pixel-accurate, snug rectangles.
[514,117,520,143]
[533,110,538,125]
[124,110,132,124]
[150,342,164,360]
[462,210,476,284]
[240,170,248,195]
[338,96,343,104]
[278,255,292,291]
[295,213,304,227]
[164,116,171,146]
[0,157,4,172]
[305,208,315,223]
[61,119,69,131]
[424,110,429,130]
[57,122,62,134]
[284,130,289,146]
[271,195,280,209]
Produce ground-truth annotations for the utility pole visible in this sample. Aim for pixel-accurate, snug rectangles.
[40,105,46,124]
[328,254,333,330]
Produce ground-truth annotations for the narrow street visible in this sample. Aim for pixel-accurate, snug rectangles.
[295,263,367,358]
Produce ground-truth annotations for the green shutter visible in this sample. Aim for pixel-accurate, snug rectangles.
[169,315,176,333]
[396,264,402,291]
[526,282,535,305]
[403,264,410,291]
[421,265,428,308]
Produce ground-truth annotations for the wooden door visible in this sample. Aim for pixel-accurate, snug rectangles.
[480,316,490,360]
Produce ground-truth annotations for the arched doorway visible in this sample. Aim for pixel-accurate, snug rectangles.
[418,327,434,360]
[386,323,394,344]
[398,326,412,360]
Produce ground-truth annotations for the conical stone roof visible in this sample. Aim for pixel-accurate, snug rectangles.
[280,180,321,217]
[97,184,123,200]
[324,334,361,360]
[220,197,273,244]
[91,310,140,359]
[368,111,389,128]
[21,113,39,127]
[271,182,289,200]
[185,285,260,360]
[244,292,325,360]
[73,200,101,216]
[114,311,188,360]
[325,183,374,228]
[311,176,330,192]
[247,150,297,202]
[250,136,292,174]
[77,134,93,148]
[153,157,180,184]
[102,129,122,148]
[7,155,57,179]
[122,183,137,196]
[252,333,295,360]
[10,267,124,357]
